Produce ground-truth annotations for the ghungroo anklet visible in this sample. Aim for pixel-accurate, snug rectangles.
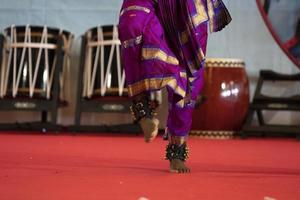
[130,96,158,123]
[165,143,189,162]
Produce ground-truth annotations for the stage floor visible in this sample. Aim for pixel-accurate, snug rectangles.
[0,132,299,200]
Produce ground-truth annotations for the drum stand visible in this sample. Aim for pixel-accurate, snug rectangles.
[0,33,65,132]
[241,70,300,139]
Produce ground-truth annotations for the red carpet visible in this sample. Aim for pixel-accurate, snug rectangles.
[0,132,300,200]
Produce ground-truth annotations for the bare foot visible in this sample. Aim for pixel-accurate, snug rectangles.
[140,117,159,143]
[170,159,191,173]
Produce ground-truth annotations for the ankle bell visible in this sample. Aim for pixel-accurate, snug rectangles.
[130,96,158,123]
[165,143,189,162]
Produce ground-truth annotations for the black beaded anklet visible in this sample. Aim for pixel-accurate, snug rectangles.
[130,96,158,123]
[165,143,189,162]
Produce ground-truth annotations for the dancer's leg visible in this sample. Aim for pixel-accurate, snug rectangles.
[118,1,161,143]
[165,67,205,173]
[119,0,188,143]
[165,31,207,173]
[130,92,159,143]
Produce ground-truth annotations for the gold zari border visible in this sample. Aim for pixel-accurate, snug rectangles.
[141,48,179,65]
[192,0,209,27]
[206,0,216,32]
[128,77,186,101]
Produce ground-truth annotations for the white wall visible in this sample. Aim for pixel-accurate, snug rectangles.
[0,0,299,126]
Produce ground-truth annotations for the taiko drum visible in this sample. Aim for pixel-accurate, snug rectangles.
[191,58,250,134]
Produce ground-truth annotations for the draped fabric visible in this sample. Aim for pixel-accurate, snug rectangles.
[157,0,232,73]
[206,0,232,33]
[118,0,231,107]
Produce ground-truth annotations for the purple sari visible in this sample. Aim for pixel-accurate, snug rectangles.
[118,0,231,136]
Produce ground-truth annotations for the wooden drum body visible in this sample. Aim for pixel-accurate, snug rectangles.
[82,25,125,98]
[81,25,162,103]
[191,58,250,138]
[0,25,73,100]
